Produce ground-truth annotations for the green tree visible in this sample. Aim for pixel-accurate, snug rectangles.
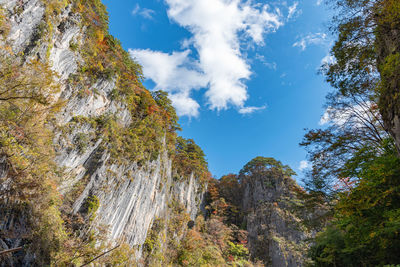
[239,156,295,180]
[173,137,209,183]
[303,0,400,265]
[308,142,400,266]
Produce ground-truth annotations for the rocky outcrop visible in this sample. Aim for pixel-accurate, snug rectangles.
[0,0,206,265]
[241,167,313,267]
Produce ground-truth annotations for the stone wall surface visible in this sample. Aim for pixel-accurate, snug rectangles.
[242,172,313,267]
[0,1,205,265]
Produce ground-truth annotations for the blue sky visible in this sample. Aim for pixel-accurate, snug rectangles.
[102,0,334,180]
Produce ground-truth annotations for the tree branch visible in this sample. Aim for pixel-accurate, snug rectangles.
[79,245,120,267]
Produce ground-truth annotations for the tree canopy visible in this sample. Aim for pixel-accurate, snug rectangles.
[303,0,400,265]
[239,156,296,180]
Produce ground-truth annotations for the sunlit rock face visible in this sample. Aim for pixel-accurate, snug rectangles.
[242,171,314,267]
[0,0,205,265]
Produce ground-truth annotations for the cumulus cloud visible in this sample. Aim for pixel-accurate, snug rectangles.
[299,160,310,171]
[316,0,323,6]
[129,49,208,117]
[293,32,327,51]
[132,4,156,19]
[166,0,282,111]
[130,49,207,93]
[131,0,289,117]
[169,92,201,117]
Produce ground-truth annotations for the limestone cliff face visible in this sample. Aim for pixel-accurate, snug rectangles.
[0,0,205,265]
[242,170,313,267]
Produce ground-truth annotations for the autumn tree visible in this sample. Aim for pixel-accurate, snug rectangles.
[173,137,209,183]
[217,174,242,226]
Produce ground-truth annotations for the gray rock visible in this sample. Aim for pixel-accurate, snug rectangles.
[0,1,206,265]
[242,172,312,267]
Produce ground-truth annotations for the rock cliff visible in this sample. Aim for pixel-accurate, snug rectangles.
[239,157,317,267]
[242,168,311,266]
[0,0,206,265]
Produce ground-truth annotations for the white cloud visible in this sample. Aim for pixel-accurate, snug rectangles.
[255,54,277,70]
[319,101,378,128]
[316,0,323,6]
[169,92,201,117]
[238,105,266,114]
[132,4,156,19]
[321,54,335,65]
[129,49,208,117]
[293,32,327,51]
[130,0,289,117]
[287,2,299,20]
[299,160,310,171]
[166,0,282,111]
[130,49,207,93]
[319,108,332,126]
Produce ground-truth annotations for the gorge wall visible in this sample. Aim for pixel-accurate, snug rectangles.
[0,0,206,265]
[241,164,314,266]
[0,1,319,266]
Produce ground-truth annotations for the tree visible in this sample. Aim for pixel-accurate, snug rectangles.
[151,90,181,132]
[301,0,400,197]
[0,54,61,200]
[239,156,295,181]
[308,142,400,266]
[321,0,400,153]
[173,137,209,183]
[303,0,400,265]
[0,51,68,265]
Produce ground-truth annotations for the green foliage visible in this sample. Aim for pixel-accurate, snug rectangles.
[151,90,181,133]
[64,0,184,166]
[152,90,181,153]
[173,137,209,184]
[308,226,349,266]
[176,214,254,267]
[227,241,250,262]
[143,218,164,254]
[309,144,400,266]
[74,132,90,153]
[239,156,296,180]
[86,195,100,215]
[96,243,137,266]
[0,52,70,265]
[304,0,400,265]
[216,174,243,226]
[0,6,10,38]
[378,49,400,122]
[142,202,192,266]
